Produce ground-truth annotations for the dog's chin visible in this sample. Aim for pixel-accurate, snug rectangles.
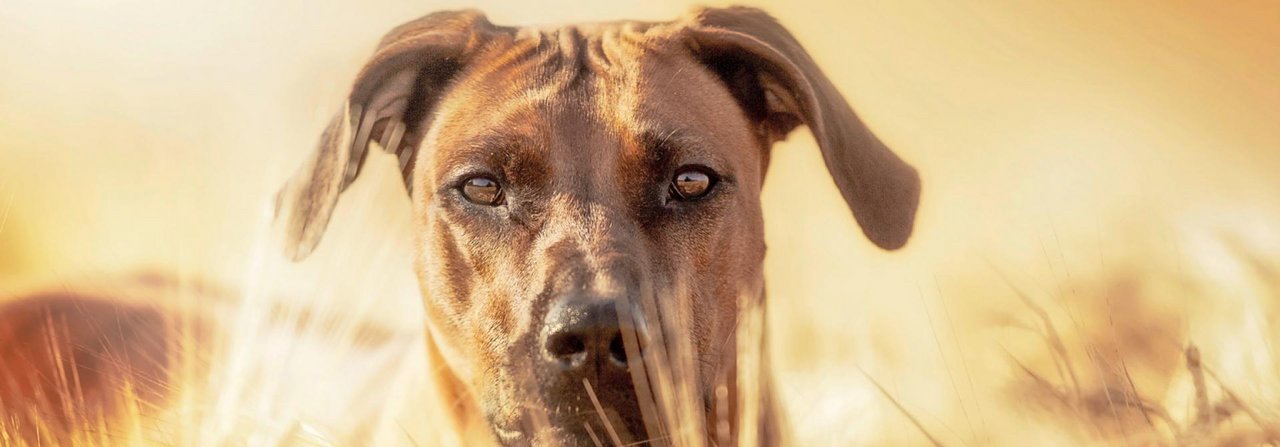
[490,409,647,446]
[493,425,640,447]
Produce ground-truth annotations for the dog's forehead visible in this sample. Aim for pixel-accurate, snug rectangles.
[439,23,690,125]
[424,23,757,178]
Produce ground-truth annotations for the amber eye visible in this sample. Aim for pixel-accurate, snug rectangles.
[461,175,503,205]
[669,166,717,201]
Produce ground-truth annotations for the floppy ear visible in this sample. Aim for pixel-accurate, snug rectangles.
[275,10,503,261]
[684,7,921,250]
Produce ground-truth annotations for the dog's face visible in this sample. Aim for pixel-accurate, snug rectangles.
[276,7,920,445]
[414,30,769,442]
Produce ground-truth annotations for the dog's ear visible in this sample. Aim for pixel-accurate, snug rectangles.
[275,10,502,261]
[684,7,921,250]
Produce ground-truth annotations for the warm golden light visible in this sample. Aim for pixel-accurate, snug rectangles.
[2,1,1278,445]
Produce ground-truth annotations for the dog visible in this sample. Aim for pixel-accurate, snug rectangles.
[0,274,212,444]
[276,6,920,445]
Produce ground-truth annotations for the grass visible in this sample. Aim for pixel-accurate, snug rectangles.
[1,223,1278,447]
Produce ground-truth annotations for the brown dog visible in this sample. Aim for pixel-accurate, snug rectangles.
[0,274,213,445]
[276,6,920,445]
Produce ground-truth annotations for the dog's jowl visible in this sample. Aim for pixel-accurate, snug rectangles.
[277,6,920,445]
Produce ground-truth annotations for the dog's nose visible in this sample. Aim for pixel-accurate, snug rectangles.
[543,300,632,371]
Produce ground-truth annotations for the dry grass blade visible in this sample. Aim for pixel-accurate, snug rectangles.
[615,298,664,445]
[987,261,1082,402]
[1185,344,1215,433]
[585,422,605,447]
[1195,348,1280,442]
[916,284,976,442]
[583,378,623,447]
[856,367,945,447]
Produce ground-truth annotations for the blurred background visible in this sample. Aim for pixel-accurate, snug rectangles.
[2,0,1279,445]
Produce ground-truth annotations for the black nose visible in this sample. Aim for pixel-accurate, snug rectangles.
[543,299,632,371]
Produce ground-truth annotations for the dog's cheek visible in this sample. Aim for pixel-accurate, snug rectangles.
[417,215,484,375]
[469,308,521,425]
[704,204,766,373]
[424,216,541,417]
[430,228,474,304]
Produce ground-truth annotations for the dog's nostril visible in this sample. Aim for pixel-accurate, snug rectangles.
[546,332,588,368]
[608,332,628,366]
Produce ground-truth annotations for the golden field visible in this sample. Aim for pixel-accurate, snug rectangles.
[1,0,1279,445]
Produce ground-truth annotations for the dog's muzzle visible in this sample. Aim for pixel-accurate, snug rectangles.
[533,297,650,444]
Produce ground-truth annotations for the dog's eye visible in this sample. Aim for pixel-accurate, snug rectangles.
[460,175,503,205]
[669,166,717,201]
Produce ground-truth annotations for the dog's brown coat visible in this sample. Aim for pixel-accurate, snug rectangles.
[277,6,920,445]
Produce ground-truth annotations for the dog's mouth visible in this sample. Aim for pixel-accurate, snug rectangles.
[491,381,726,446]
[491,403,648,446]
[488,384,653,446]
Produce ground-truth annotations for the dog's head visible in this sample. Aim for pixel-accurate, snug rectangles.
[276,7,919,445]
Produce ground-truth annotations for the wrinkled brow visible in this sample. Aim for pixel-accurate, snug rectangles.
[630,127,725,173]
[434,130,550,187]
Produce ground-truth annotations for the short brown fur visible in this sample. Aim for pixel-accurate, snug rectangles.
[277,6,921,445]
